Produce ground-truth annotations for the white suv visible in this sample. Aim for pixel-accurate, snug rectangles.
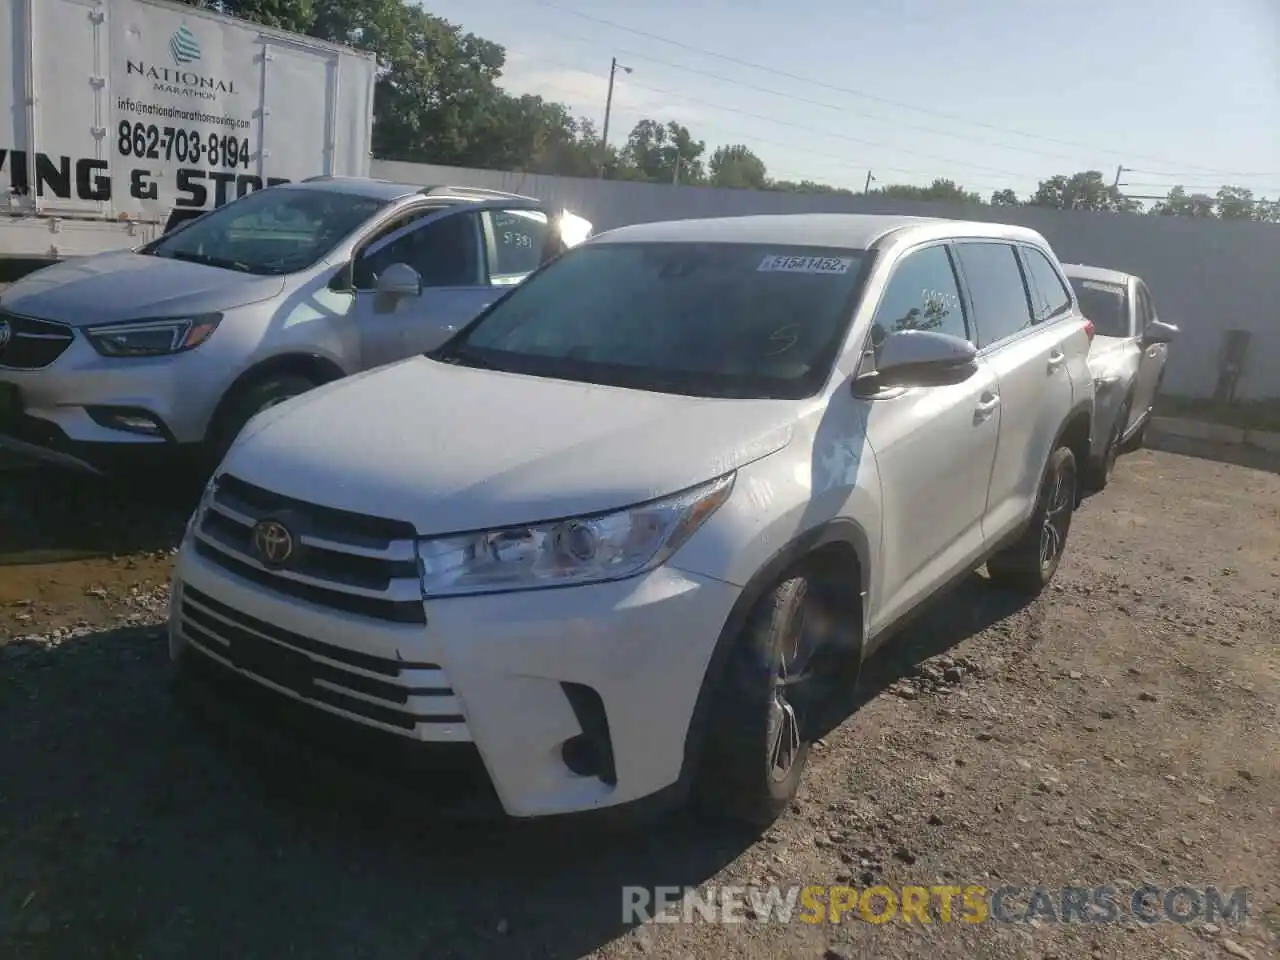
[169,214,1095,825]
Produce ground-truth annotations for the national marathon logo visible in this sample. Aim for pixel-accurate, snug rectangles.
[621,883,1252,928]
[1,24,275,208]
[127,24,238,102]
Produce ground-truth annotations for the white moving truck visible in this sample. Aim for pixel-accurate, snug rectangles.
[0,0,377,279]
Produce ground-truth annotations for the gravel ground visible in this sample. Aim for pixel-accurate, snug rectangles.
[1,447,1277,960]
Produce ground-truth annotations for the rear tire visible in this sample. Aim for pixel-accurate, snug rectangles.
[986,446,1077,595]
[208,373,319,462]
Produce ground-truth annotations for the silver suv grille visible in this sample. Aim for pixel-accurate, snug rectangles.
[193,474,426,624]
[0,312,75,369]
[177,585,466,735]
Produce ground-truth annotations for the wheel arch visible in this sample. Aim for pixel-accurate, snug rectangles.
[205,352,348,441]
[1054,400,1093,503]
[676,518,872,792]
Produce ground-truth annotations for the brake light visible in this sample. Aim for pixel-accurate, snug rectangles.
[1083,318,1095,342]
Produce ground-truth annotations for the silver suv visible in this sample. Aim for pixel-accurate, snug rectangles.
[169,214,1095,826]
[0,179,591,472]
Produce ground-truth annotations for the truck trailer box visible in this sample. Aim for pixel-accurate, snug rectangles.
[0,0,377,262]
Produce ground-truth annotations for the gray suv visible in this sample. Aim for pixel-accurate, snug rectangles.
[0,179,592,473]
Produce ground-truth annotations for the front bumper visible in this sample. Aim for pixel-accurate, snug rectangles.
[169,542,741,819]
[0,332,232,450]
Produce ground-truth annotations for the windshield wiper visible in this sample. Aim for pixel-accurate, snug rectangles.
[164,250,255,273]
[430,342,501,370]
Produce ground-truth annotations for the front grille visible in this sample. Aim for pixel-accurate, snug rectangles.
[178,585,467,736]
[0,312,75,369]
[194,474,425,624]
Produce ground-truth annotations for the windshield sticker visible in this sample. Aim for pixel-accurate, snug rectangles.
[765,324,801,355]
[1081,280,1124,295]
[758,254,853,274]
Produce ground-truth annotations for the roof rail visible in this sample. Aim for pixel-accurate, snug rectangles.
[421,184,540,203]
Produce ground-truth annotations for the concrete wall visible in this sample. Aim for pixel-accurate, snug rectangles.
[373,159,1280,401]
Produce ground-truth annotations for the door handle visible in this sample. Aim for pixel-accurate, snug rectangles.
[974,393,1000,420]
[1047,350,1066,371]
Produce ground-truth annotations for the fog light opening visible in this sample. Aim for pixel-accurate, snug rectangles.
[561,734,602,778]
[86,406,167,438]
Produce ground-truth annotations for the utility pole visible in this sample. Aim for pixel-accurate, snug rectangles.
[672,153,681,185]
[599,57,632,178]
[1112,164,1130,189]
[864,170,876,194]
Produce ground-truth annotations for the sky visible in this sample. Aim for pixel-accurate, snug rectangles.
[415,0,1280,202]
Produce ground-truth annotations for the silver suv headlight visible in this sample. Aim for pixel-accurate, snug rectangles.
[85,314,222,357]
[417,473,735,597]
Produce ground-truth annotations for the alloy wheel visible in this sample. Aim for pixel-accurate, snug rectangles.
[1039,462,1074,571]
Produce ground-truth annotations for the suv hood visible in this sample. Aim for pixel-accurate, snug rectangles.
[223,357,796,536]
[0,251,285,325]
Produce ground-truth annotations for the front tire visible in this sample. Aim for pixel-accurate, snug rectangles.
[208,373,318,462]
[986,446,1077,594]
[694,577,823,827]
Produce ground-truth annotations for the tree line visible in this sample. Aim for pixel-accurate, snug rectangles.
[180,0,1279,222]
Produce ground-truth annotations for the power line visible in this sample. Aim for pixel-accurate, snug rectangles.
[520,73,895,188]
[511,27,1110,169]
[513,50,1032,182]
[530,0,1280,181]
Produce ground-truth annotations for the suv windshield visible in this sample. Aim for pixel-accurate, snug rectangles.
[141,187,389,276]
[436,242,869,399]
[1068,277,1129,337]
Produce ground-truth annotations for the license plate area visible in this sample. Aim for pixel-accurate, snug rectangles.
[227,637,314,696]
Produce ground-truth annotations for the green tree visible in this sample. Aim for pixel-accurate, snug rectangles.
[1148,185,1217,217]
[1215,185,1258,220]
[990,188,1019,206]
[1030,171,1136,212]
[621,120,706,184]
[768,180,854,195]
[874,178,983,205]
[708,144,768,190]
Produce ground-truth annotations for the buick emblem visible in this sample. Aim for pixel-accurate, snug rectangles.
[0,320,11,352]
[252,518,295,567]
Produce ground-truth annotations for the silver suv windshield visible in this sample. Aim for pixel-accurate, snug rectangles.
[141,187,389,276]
[436,242,869,400]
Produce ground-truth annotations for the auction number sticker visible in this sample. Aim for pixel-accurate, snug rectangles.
[758,255,853,274]
[1081,280,1124,295]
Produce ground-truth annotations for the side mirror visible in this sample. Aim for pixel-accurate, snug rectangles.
[855,329,978,393]
[1143,318,1178,345]
[375,262,422,298]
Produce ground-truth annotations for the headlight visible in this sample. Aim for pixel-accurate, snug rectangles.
[184,474,217,539]
[418,473,735,597]
[85,314,221,357]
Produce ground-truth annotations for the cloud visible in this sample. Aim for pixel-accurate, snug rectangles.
[498,50,706,126]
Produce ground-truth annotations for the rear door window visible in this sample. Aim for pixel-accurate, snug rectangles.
[953,242,1035,348]
[484,209,550,285]
[1020,246,1074,323]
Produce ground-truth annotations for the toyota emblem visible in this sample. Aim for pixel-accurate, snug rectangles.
[0,320,11,352]
[252,518,295,567]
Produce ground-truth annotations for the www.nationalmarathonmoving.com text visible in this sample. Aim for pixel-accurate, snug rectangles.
[116,98,249,131]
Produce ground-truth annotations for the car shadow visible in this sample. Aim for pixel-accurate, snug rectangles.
[0,464,198,565]
[809,571,1035,741]
[0,572,1035,958]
